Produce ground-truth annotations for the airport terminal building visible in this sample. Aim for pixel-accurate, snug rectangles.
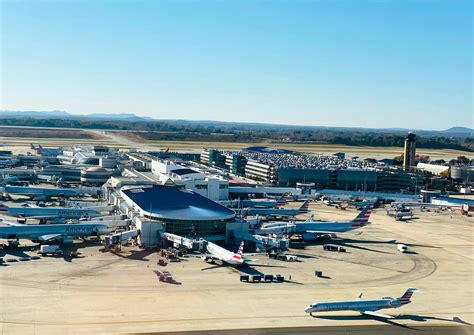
[121,186,235,239]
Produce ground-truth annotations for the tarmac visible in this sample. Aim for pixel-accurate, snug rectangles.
[0,202,473,334]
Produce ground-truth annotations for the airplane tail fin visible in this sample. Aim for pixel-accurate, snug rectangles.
[276,196,287,206]
[237,241,244,257]
[298,200,311,214]
[0,202,8,212]
[352,205,373,223]
[399,288,417,305]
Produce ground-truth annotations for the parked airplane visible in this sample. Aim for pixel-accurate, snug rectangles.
[386,207,414,220]
[0,202,100,221]
[1,185,82,201]
[220,198,286,208]
[0,221,111,243]
[304,288,417,319]
[352,199,377,209]
[259,206,373,240]
[202,241,255,266]
[296,206,373,240]
[236,200,310,218]
[0,176,18,185]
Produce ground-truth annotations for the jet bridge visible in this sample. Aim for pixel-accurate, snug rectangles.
[103,229,139,249]
[160,232,206,251]
[232,231,289,251]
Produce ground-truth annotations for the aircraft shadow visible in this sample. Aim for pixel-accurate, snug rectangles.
[0,245,36,258]
[396,314,473,326]
[111,249,153,261]
[314,314,420,331]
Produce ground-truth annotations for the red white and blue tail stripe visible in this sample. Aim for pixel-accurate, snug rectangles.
[0,202,8,212]
[399,288,416,305]
[231,241,244,263]
[352,205,373,224]
[298,200,311,214]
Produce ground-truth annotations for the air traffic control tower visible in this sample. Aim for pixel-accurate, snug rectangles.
[403,132,417,168]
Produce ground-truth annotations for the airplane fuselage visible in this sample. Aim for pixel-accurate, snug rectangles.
[305,298,401,314]
[0,223,111,240]
[2,206,99,219]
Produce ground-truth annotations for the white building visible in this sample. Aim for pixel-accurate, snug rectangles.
[151,159,229,201]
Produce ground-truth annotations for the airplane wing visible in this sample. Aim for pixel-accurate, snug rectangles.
[24,215,55,220]
[189,253,223,261]
[2,221,25,226]
[38,234,63,242]
[306,230,340,235]
[362,310,394,319]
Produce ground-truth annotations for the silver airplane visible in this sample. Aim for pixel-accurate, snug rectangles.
[236,200,310,218]
[0,221,111,243]
[0,202,100,221]
[259,206,373,240]
[1,185,82,201]
[305,288,417,319]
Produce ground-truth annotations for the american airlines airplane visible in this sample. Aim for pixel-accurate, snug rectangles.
[304,288,417,319]
[386,207,414,221]
[296,205,373,240]
[202,241,250,266]
[259,206,373,240]
[236,200,310,218]
[0,202,100,221]
[1,185,88,201]
[0,221,111,243]
[219,198,286,208]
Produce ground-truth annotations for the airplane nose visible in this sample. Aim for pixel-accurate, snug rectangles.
[304,306,312,313]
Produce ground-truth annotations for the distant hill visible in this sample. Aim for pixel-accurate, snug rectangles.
[0,110,471,137]
[443,127,473,135]
[0,110,154,122]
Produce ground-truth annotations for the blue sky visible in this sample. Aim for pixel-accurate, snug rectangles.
[0,0,472,129]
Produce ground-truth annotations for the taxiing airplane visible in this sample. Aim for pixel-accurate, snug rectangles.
[0,221,111,243]
[304,288,417,319]
[236,200,310,218]
[0,202,100,221]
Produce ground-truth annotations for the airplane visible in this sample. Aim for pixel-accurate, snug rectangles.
[219,198,286,209]
[0,185,82,201]
[0,202,100,221]
[201,241,256,266]
[259,206,373,241]
[236,200,310,218]
[304,288,417,319]
[0,220,112,244]
[0,159,18,168]
[352,199,377,209]
[386,207,414,221]
[0,176,18,185]
[266,192,319,202]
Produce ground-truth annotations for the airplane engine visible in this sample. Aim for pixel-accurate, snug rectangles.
[62,237,74,243]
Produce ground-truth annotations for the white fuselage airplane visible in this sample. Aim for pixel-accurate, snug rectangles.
[305,288,417,319]
[236,200,310,218]
[386,208,414,220]
[202,241,246,266]
[260,206,373,240]
[1,185,81,201]
[0,202,100,220]
[0,221,112,243]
